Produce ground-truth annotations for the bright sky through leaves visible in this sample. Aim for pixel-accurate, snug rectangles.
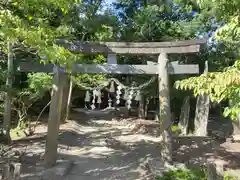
[105,0,115,5]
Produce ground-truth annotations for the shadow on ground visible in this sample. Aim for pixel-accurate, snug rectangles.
[173,136,219,166]
[11,112,240,180]
[14,118,162,180]
[172,135,240,176]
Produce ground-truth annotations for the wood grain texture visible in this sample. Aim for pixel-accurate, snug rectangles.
[44,67,64,168]
[158,53,172,163]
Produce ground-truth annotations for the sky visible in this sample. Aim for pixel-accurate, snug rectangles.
[105,0,116,5]
[99,0,116,13]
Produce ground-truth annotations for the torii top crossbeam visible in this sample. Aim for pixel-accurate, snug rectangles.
[56,39,206,54]
[20,39,206,74]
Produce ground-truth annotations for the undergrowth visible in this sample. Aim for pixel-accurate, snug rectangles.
[155,168,206,180]
[155,168,237,180]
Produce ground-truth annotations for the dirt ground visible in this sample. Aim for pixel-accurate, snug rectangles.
[12,115,163,180]
[4,111,240,180]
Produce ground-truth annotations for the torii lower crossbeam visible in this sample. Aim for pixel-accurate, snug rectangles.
[19,61,199,74]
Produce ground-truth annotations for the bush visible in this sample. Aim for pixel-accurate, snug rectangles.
[155,168,238,180]
[155,168,206,180]
[224,173,238,180]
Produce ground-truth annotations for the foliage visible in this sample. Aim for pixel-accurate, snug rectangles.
[0,0,120,132]
[0,0,239,127]
[66,1,120,91]
[0,0,81,133]
[115,0,202,41]
[27,73,53,94]
[175,68,240,119]
[0,0,82,67]
[155,168,206,180]
[11,73,52,129]
[175,0,240,120]
[155,168,238,180]
[73,54,108,89]
[224,173,238,180]
[111,0,211,110]
[171,124,181,135]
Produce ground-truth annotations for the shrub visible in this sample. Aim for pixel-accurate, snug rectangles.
[155,168,206,180]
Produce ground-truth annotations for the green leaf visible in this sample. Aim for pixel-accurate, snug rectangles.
[28,16,33,21]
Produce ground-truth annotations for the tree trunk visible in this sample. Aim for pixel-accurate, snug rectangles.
[230,99,240,135]
[44,67,64,168]
[144,97,149,119]
[155,97,159,121]
[65,76,73,121]
[61,74,70,122]
[194,61,210,136]
[158,53,172,164]
[179,96,190,135]
[138,95,145,119]
[3,42,14,144]
[233,114,240,135]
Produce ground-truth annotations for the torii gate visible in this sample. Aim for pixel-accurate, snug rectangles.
[19,39,205,167]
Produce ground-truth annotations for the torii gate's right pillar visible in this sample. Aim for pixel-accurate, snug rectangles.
[158,53,172,164]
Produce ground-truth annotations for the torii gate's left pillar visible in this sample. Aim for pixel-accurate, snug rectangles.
[44,66,64,167]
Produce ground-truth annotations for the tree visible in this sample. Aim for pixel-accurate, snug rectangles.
[175,0,240,121]
[60,0,119,121]
[12,73,53,131]
[0,0,81,142]
[174,0,240,137]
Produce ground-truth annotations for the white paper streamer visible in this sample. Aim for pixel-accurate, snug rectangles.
[116,85,122,105]
[134,91,141,101]
[84,90,91,102]
[123,91,128,100]
[109,81,115,93]
[97,90,102,104]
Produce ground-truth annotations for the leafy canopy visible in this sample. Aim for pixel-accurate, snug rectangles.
[0,0,81,67]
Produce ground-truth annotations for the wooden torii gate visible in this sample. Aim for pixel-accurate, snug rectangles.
[19,39,205,167]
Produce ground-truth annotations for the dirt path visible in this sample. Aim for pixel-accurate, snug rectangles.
[14,118,163,180]
[10,112,240,179]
